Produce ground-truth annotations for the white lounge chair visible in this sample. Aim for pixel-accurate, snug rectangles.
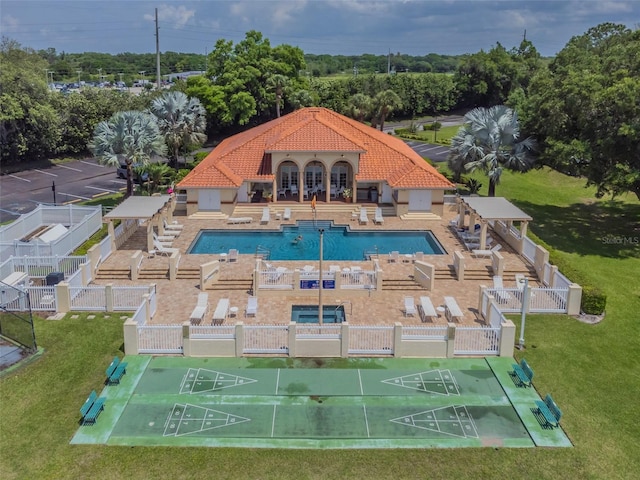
[472,243,502,257]
[163,218,184,231]
[329,265,341,273]
[246,296,258,317]
[419,296,437,322]
[492,275,510,303]
[404,296,417,317]
[374,207,384,225]
[261,207,270,224]
[227,217,252,224]
[444,296,463,322]
[359,207,368,225]
[227,249,239,262]
[412,252,424,262]
[515,273,526,290]
[153,232,176,244]
[212,298,230,325]
[189,293,209,325]
[283,208,291,220]
[153,239,179,256]
[388,251,399,263]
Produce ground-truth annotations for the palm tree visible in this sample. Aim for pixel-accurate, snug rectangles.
[372,89,402,131]
[139,162,174,195]
[267,74,289,117]
[90,111,167,197]
[448,105,536,196]
[347,93,372,123]
[149,91,207,168]
[288,89,314,110]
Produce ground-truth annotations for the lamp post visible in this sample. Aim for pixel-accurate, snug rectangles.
[318,228,324,325]
[518,277,529,350]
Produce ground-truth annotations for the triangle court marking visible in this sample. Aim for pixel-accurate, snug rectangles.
[163,403,251,437]
[381,369,460,395]
[179,368,257,394]
[390,405,478,439]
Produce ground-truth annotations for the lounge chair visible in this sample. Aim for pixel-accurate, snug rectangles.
[492,275,510,303]
[359,207,369,225]
[246,296,258,317]
[472,243,502,257]
[515,274,526,290]
[154,232,176,243]
[388,251,399,263]
[227,249,239,262]
[329,265,341,273]
[444,296,463,322]
[283,208,291,221]
[227,217,252,224]
[412,252,424,262]
[153,239,179,256]
[260,207,270,224]
[419,296,437,322]
[163,218,184,231]
[212,298,230,325]
[374,207,384,225]
[189,293,209,325]
[404,296,417,317]
[302,265,315,272]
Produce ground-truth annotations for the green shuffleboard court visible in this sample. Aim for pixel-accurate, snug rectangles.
[71,356,572,449]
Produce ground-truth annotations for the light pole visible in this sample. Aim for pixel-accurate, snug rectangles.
[318,228,324,325]
[518,277,529,350]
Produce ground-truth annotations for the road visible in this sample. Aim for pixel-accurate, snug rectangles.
[0,140,451,224]
[0,159,126,223]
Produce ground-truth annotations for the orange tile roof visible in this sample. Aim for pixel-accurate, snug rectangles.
[178,107,454,189]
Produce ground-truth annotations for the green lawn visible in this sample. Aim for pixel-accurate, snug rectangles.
[1,168,640,479]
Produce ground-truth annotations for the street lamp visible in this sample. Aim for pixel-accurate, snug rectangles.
[318,228,324,325]
[518,277,529,350]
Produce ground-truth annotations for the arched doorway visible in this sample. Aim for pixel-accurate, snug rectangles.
[303,161,326,199]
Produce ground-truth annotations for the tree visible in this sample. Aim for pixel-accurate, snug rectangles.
[346,93,372,123]
[288,90,314,110]
[523,23,640,200]
[448,105,536,196]
[372,89,402,131]
[267,74,289,118]
[149,91,207,167]
[89,111,167,197]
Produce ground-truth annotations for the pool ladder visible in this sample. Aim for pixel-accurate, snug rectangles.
[255,245,270,260]
[363,246,379,260]
[335,301,352,321]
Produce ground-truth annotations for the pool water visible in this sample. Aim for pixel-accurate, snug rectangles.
[188,221,445,260]
[292,305,345,323]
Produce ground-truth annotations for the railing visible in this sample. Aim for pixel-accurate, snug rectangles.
[69,286,107,310]
[363,246,379,260]
[113,286,150,311]
[9,255,87,279]
[340,269,375,289]
[552,270,572,290]
[486,287,524,313]
[98,236,113,265]
[295,325,341,339]
[255,245,270,260]
[24,286,57,311]
[454,326,500,355]
[542,263,552,286]
[401,325,447,340]
[137,325,183,354]
[529,288,568,313]
[521,236,537,263]
[243,325,289,354]
[348,325,394,355]
[190,325,235,338]
[259,269,293,289]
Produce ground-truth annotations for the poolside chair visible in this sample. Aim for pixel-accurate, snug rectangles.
[419,296,437,322]
[444,296,463,322]
[472,243,502,257]
[153,239,179,256]
[359,207,369,225]
[189,293,209,325]
[290,185,298,197]
[163,218,184,231]
[330,184,337,198]
[412,251,424,262]
[388,251,399,263]
[212,298,230,325]
[153,232,176,244]
[515,274,526,290]
[260,207,270,225]
[302,265,315,272]
[374,207,384,225]
[278,188,287,199]
[404,296,417,317]
[227,249,239,262]
[329,265,341,273]
[227,217,252,224]
[283,208,291,221]
[246,296,258,317]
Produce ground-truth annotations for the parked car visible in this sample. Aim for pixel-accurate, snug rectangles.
[116,163,149,183]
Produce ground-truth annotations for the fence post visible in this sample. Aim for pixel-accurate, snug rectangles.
[478,286,487,321]
[548,265,559,287]
[341,322,349,358]
[142,293,151,324]
[498,319,516,357]
[293,269,301,292]
[492,251,504,278]
[105,283,114,312]
[130,251,142,281]
[86,244,101,275]
[566,283,583,315]
[55,281,70,313]
[453,251,464,280]
[288,322,297,357]
[182,322,191,356]
[169,253,178,281]
[446,323,456,358]
[534,245,549,281]
[235,322,244,357]
[393,322,403,358]
[375,265,383,291]
[123,318,139,354]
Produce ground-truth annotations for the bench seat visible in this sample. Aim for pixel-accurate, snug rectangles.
[83,397,105,425]
[443,296,463,322]
[536,394,562,427]
[512,358,534,387]
[419,296,437,322]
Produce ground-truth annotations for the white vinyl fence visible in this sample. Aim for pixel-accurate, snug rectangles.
[348,325,394,355]
[454,326,500,355]
[243,325,289,354]
[137,325,183,354]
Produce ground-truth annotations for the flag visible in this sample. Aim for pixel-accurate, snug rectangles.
[311,195,316,211]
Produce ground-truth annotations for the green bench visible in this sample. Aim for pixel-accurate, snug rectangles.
[512,358,534,387]
[105,356,128,385]
[535,394,562,427]
[80,390,105,425]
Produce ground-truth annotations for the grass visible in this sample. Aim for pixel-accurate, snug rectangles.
[1,168,640,479]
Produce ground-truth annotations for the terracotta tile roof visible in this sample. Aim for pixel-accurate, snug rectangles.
[178,107,454,189]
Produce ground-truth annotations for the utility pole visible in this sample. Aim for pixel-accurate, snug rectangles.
[387,49,391,75]
[155,7,162,90]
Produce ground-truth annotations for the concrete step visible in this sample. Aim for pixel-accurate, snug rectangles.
[400,212,442,221]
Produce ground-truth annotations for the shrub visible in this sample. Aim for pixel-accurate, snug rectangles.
[193,151,209,163]
[581,285,608,315]
[424,121,442,131]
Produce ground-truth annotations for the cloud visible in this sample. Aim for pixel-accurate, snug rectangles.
[144,4,195,28]
[325,0,392,14]
[0,14,20,33]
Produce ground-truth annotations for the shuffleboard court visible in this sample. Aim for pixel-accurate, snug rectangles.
[72,356,572,449]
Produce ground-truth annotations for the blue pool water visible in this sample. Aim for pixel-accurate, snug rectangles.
[292,305,345,323]
[188,221,446,260]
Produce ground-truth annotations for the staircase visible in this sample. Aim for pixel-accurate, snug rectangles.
[433,265,539,282]
[206,277,253,293]
[95,267,130,281]
[382,277,425,291]
[137,267,169,280]
[177,267,199,280]
[400,212,442,221]
[188,211,228,220]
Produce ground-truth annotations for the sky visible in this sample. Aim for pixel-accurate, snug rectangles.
[1,0,638,57]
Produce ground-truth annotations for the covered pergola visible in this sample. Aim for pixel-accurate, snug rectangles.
[103,195,175,252]
[454,197,532,250]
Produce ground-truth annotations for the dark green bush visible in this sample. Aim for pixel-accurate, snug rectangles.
[424,121,442,131]
[581,286,608,315]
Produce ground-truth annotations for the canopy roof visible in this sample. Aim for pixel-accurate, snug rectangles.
[462,197,532,221]
[103,195,171,220]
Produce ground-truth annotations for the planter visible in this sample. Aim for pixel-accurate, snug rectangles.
[344,197,352,203]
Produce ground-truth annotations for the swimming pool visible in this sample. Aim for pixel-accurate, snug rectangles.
[188,221,446,261]
[291,305,345,323]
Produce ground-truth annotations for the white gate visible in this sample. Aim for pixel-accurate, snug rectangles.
[454,327,500,355]
[348,325,394,355]
[137,325,183,354]
[243,325,289,354]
